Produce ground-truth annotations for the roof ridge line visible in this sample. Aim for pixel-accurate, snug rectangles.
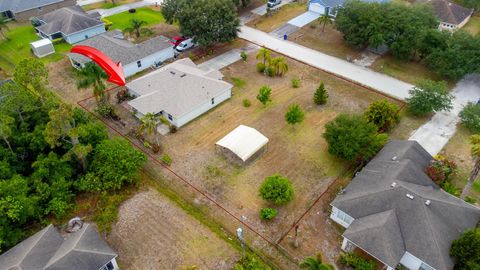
[44,224,90,268]
[421,197,448,269]
[73,247,117,256]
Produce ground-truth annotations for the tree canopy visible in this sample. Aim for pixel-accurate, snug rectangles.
[161,0,240,47]
[450,228,480,270]
[406,79,453,116]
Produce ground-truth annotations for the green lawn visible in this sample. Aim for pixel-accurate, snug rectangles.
[104,7,165,31]
[0,23,71,76]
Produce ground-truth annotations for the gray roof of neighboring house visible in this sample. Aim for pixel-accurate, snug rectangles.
[127,58,232,117]
[0,224,117,270]
[332,140,480,270]
[0,0,64,13]
[309,0,388,8]
[426,0,474,25]
[68,30,172,66]
[36,6,104,36]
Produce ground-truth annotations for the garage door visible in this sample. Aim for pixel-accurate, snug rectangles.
[309,3,325,14]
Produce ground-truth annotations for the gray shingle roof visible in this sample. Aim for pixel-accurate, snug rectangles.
[68,30,173,66]
[0,224,117,270]
[332,140,480,270]
[427,0,474,25]
[36,6,104,36]
[127,58,232,117]
[0,0,64,13]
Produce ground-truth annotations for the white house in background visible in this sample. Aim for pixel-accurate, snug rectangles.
[0,223,119,270]
[68,30,174,77]
[308,0,389,17]
[30,38,55,58]
[421,0,474,31]
[127,58,233,128]
[216,125,269,165]
[330,140,480,270]
[32,6,105,44]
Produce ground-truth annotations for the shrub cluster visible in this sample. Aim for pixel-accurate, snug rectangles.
[339,253,376,270]
[259,208,278,220]
[259,174,294,205]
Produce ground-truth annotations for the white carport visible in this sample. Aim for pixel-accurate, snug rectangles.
[216,125,269,165]
[30,39,55,58]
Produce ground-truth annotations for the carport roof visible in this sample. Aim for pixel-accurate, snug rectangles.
[216,125,269,162]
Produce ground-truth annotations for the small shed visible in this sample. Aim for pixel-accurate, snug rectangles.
[216,125,269,165]
[30,39,55,58]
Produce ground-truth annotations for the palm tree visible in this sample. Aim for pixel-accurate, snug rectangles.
[76,62,108,102]
[461,135,480,199]
[140,113,159,145]
[270,57,288,76]
[256,48,271,66]
[0,14,9,40]
[125,18,147,38]
[317,14,332,32]
[299,253,334,270]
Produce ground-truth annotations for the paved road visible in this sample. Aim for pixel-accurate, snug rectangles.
[409,74,480,155]
[89,0,160,17]
[198,43,259,72]
[238,26,413,100]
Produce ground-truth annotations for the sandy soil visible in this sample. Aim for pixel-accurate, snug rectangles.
[108,189,239,270]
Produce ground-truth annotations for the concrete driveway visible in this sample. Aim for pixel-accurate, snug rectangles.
[409,74,480,155]
[198,43,259,72]
[89,0,161,17]
[251,0,294,16]
[288,11,321,27]
[238,26,413,100]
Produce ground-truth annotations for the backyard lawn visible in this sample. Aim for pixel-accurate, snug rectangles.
[464,14,480,36]
[0,23,71,77]
[105,7,165,31]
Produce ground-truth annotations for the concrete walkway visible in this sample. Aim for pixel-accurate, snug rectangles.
[198,43,259,72]
[238,26,413,100]
[409,74,480,155]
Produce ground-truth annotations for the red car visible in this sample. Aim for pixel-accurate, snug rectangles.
[169,36,188,48]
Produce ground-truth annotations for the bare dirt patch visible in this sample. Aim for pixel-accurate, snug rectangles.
[108,189,239,270]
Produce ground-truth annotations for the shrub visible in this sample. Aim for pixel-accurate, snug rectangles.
[259,174,294,205]
[161,154,173,165]
[285,103,305,126]
[465,196,477,204]
[291,78,301,88]
[364,100,400,132]
[151,143,161,153]
[240,51,248,61]
[459,102,480,133]
[169,125,177,133]
[313,82,328,105]
[323,114,388,161]
[116,89,133,103]
[440,181,460,197]
[231,77,246,88]
[234,255,270,270]
[256,62,266,73]
[95,101,116,118]
[256,86,272,106]
[101,18,113,28]
[407,79,453,117]
[265,66,275,77]
[243,99,252,107]
[450,228,480,270]
[425,155,457,184]
[259,208,278,220]
[339,253,376,270]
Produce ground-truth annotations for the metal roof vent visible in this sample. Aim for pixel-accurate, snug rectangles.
[425,200,431,206]
[406,194,414,200]
[391,182,397,188]
[170,71,176,75]
[180,73,186,78]
[392,156,397,161]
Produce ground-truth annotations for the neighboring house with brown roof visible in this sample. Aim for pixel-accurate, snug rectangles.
[423,0,474,31]
[127,58,233,128]
[32,6,105,44]
[330,140,480,270]
[68,30,174,77]
[0,0,75,21]
[0,223,119,270]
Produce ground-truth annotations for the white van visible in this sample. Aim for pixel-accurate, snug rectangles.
[175,38,195,52]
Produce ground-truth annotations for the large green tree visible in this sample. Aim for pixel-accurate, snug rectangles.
[450,228,480,270]
[13,58,49,99]
[406,79,453,116]
[323,114,388,161]
[162,0,240,47]
[364,100,400,132]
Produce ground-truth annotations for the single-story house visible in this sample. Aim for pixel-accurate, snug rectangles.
[127,58,233,128]
[0,223,119,270]
[30,38,55,58]
[308,0,389,17]
[32,6,105,44]
[330,140,480,270]
[422,0,474,31]
[216,125,269,165]
[0,0,75,21]
[68,30,174,77]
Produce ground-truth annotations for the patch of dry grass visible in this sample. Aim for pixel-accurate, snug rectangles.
[246,3,307,32]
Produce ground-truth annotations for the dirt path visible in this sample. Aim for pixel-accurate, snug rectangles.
[108,189,239,270]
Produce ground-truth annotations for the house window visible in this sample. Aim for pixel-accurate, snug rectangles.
[211,98,215,105]
[99,261,115,270]
[137,60,142,68]
[168,114,173,121]
[336,210,353,225]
